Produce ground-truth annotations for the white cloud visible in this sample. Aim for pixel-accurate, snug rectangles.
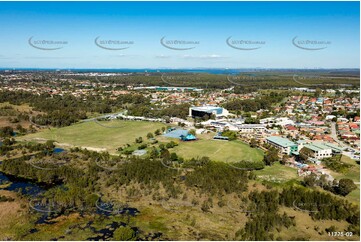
[155,54,171,59]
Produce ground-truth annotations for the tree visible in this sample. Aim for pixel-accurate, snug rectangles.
[335,179,357,196]
[149,147,158,159]
[303,173,318,187]
[263,147,279,166]
[221,130,237,141]
[160,149,170,160]
[44,140,55,153]
[201,200,211,212]
[146,132,154,139]
[250,138,258,148]
[189,129,196,136]
[113,226,137,241]
[244,117,259,124]
[314,88,322,97]
[299,147,313,162]
[170,152,178,161]
[16,124,26,134]
[0,126,14,137]
[2,138,13,146]
[280,155,289,165]
[159,144,165,150]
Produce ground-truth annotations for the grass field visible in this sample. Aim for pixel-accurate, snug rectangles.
[346,184,360,204]
[19,120,263,162]
[18,120,166,154]
[168,138,263,163]
[328,155,360,196]
[254,163,300,182]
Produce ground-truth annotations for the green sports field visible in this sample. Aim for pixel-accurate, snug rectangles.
[18,120,166,154]
[170,139,264,163]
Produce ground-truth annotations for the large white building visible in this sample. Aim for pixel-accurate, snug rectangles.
[189,106,230,118]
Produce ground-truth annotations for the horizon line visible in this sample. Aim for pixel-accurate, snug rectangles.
[0,67,359,70]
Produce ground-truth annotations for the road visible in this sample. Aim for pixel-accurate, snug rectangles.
[330,122,356,151]
[330,122,359,161]
[82,111,126,122]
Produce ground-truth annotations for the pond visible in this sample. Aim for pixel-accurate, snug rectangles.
[53,147,65,154]
[0,171,45,197]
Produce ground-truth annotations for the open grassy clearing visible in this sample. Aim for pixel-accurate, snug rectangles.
[0,190,35,240]
[330,167,360,184]
[17,120,166,154]
[339,155,360,182]
[345,184,360,204]
[0,102,34,113]
[254,163,300,182]
[0,102,38,129]
[326,155,360,203]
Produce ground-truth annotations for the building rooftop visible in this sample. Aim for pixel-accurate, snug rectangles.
[163,129,189,139]
[191,106,222,112]
[132,149,147,156]
[237,124,266,128]
[314,142,344,152]
[304,143,332,152]
[266,136,297,147]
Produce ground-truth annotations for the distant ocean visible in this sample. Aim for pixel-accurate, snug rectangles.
[0,68,359,75]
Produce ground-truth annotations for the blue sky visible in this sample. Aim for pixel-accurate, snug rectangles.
[0,1,359,69]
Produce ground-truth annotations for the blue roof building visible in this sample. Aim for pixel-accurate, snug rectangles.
[163,129,197,141]
[180,134,197,141]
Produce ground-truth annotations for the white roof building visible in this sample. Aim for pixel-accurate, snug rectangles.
[260,117,295,127]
